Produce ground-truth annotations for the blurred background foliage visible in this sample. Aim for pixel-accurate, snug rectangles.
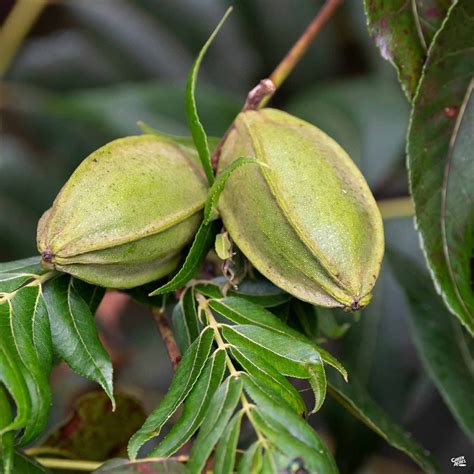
[0,0,470,472]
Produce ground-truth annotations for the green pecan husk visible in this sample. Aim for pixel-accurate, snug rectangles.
[37,135,208,289]
[217,108,384,310]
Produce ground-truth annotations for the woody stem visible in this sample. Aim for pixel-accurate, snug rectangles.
[210,0,343,170]
[152,306,181,372]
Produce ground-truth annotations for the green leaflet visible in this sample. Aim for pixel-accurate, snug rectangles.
[42,276,114,409]
[0,274,35,293]
[0,308,31,437]
[327,369,439,473]
[0,282,53,445]
[72,280,106,315]
[180,287,200,344]
[221,324,327,410]
[307,363,327,414]
[187,375,243,474]
[197,280,292,308]
[128,327,214,460]
[390,251,474,441]
[244,379,338,474]
[10,286,52,444]
[210,296,298,335]
[407,0,474,335]
[260,447,282,473]
[228,279,291,307]
[0,257,42,275]
[317,307,351,339]
[316,347,348,382]
[171,304,190,355]
[185,7,233,185]
[213,411,243,474]
[293,300,319,341]
[150,349,226,457]
[364,0,424,100]
[210,296,347,380]
[11,286,52,375]
[171,287,201,354]
[0,385,14,474]
[194,282,224,299]
[150,220,220,296]
[204,157,258,224]
[230,347,306,416]
[244,376,321,451]
[222,324,316,377]
[237,441,262,474]
[0,258,45,295]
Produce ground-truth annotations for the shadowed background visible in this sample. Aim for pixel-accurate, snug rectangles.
[0,1,470,472]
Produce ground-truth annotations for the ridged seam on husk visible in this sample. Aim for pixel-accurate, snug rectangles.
[44,204,204,258]
[56,252,181,289]
[51,214,201,266]
[237,113,357,304]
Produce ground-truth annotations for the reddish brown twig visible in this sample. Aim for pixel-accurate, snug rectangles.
[152,307,181,371]
[209,79,275,170]
[261,0,344,107]
[210,0,343,171]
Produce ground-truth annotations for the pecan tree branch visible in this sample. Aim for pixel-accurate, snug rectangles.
[211,0,343,171]
[260,0,344,108]
[152,307,181,371]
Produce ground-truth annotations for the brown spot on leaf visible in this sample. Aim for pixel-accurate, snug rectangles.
[444,106,458,118]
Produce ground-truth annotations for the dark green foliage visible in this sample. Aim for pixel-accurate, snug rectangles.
[1,1,473,473]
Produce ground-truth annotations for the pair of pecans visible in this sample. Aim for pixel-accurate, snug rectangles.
[37,109,384,311]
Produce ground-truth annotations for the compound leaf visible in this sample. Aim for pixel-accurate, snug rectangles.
[128,327,214,460]
[150,349,226,457]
